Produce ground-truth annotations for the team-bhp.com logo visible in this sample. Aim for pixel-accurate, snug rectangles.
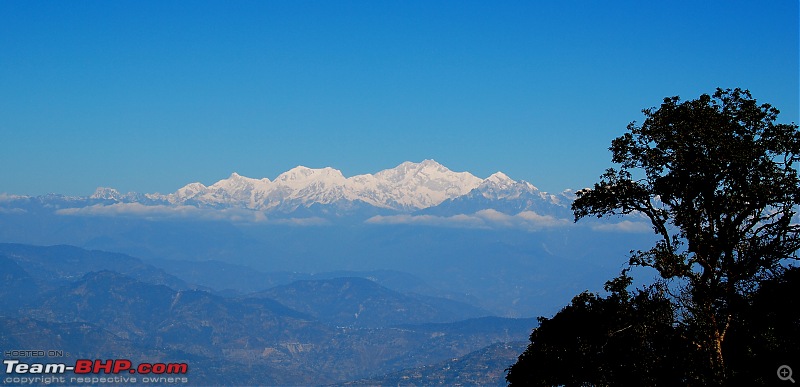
[4,359,189,385]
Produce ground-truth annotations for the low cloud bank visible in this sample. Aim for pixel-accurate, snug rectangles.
[366,209,652,233]
[366,209,571,231]
[55,203,328,225]
[52,203,650,232]
[590,220,652,233]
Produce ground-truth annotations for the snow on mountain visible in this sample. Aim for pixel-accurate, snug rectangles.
[58,160,581,220]
[90,187,125,201]
[164,173,269,209]
[420,171,571,218]
[477,172,539,200]
[170,182,207,202]
[205,173,271,208]
[267,166,351,212]
[351,160,483,210]
[90,187,148,203]
[158,160,483,213]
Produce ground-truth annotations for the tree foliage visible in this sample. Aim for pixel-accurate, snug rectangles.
[506,273,693,386]
[725,266,800,384]
[507,267,800,386]
[571,88,800,381]
[509,89,800,385]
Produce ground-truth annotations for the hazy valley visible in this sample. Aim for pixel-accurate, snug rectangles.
[0,161,656,384]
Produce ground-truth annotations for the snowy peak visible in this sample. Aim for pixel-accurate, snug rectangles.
[275,166,346,185]
[483,172,515,189]
[388,159,481,194]
[417,171,572,217]
[486,171,511,182]
[203,173,270,207]
[89,187,146,203]
[173,182,207,200]
[94,161,566,215]
[475,172,539,199]
[90,187,124,201]
[365,160,483,210]
[220,172,269,184]
[375,159,453,182]
[166,173,265,207]
[210,173,268,188]
[162,161,482,211]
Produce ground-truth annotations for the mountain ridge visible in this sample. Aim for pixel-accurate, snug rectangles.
[161,159,487,212]
[1,244,538,385]
[17,160,574,220]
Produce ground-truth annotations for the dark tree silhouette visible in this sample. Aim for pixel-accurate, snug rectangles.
[724,266,800,384]
[507,267,800,386]
[506,273,694,386]
[570,88,800,383]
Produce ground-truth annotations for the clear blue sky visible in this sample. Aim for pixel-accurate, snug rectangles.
[1,1,797,196]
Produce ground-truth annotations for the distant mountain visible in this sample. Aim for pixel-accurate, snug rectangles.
[0,314,317,386]
[0,260,333,384]
[0,243,191,291]
[0,162,655,319]
[349,341,528,386]
[146,257,462,299]
[420,171,574,217]
[0,255,39,310]
[33,271,323,349]
[251,277,490,327]
[0,244,539,385]
[157,159,484,213]
[1,160,573,219]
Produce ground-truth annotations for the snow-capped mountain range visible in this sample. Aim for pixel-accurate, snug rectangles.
[1,159,586,226]
[156,160,483,212]
[80,160,574,217]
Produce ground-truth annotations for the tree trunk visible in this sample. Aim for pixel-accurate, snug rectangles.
[698,303,729,385]
[710,326,726,384]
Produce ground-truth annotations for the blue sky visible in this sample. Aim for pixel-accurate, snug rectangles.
[1,1,797,196]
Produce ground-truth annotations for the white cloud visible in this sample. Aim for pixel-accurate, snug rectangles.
[480,209,571,229]
[366,209,571,231]
[0,207,26,214]
[0,193,28,202]
[364,214,487,228]
[267,217,330,226]
[53,203,650,232]
[590,220,652,233]
[55,203,328,225]
[56,203,204,218]
[366,209,652,233]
